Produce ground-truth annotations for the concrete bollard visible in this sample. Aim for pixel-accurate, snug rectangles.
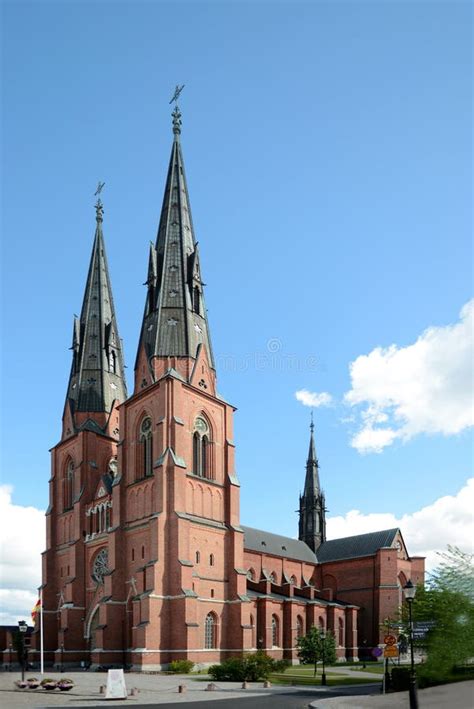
[206,682,218,691]
[178,684,187,693]
[242,681,249,689]
[130,687,139,696]
[263,680,271,688]
[99,684,105,694]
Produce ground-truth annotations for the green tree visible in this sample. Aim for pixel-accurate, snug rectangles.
[296,626,337,676]
[407,547,474,678]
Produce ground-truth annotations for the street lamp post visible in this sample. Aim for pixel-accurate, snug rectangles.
[9,643,13,671]
[321,631,327,686]
[404,580,419,709]
[18,621,28,682]
[60,643,64,672]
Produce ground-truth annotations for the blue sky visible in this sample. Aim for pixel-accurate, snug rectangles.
[1,0,472,554]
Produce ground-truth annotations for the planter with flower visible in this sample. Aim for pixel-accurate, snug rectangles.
[40,678,57,690]
[15,680,28,689]
[58,678,74,691]
[27,677,40,689]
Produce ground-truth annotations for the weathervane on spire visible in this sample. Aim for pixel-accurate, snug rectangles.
[94,181,105,221]
[170,84,184,135]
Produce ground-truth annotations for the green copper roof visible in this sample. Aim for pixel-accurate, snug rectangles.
[65,200,127,418]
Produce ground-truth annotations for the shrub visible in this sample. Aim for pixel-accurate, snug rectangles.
[168,659,194,674]
[40,678,56,686]
[208,652,287,682]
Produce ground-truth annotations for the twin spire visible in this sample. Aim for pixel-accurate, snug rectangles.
[65,98,214,434]
[135,100,214,383]
[65,187,127,432]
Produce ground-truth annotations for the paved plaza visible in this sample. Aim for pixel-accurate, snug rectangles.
[0,670,472,708]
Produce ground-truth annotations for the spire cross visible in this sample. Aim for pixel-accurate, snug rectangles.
[169,84,184,136]
[310,410,314,433]
[169,84,185,106]
[94,181,105,222]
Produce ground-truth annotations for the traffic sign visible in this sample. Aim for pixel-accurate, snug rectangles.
[384,646,399,658]
[384,634,397,646]
[372,647,383,657]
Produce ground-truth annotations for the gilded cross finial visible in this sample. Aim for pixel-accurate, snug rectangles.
[94,181,105,222]
[310,411,314,433]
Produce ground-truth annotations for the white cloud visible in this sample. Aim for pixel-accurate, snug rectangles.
[296,389,333,408]
[327,477,474,572]
[0,485,44,624]
[345,300,474,453]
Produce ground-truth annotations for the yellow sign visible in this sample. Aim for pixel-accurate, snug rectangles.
[384,646,399,658]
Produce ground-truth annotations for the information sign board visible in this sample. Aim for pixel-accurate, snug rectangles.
[105,669,127,700]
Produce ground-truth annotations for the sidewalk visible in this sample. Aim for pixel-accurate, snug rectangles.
[309,680,474,709]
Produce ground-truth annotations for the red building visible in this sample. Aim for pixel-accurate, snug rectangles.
[23,106,424,669]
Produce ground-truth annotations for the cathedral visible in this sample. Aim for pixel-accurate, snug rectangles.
[28,105,424,669]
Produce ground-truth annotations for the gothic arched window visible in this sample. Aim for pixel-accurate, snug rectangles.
[192,417,211,478]
[204,612,217,649]
[138,417,153,479]
[271,615,279,647]
[296,615,304,638]
[338,618,344,646]
[108,350,116,373]
[64,459,74,511]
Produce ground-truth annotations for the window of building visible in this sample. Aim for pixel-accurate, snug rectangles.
[138,417,153,478]
[296,615,303,638]
[271,615,279,647]
[64,459,74,511]
[210,589,214,598]
[196,551,200,564]
[210,553,214,566]
[269,572,276,583]
[192,417,211,478]
[109,350,116,373]
[132,548,135,561]
[204,612,217,649]
[338,618,344,646]
[247,568,255,581]
[141,545,145,559]
[290,575,298,586]
[193,286,200,314]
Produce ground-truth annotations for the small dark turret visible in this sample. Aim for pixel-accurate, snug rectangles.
[298,415,326,552]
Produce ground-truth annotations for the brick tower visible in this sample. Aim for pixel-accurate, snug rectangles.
[118,103,247,668]
[41,195,128,666]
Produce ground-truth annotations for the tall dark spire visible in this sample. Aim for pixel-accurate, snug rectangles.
[64,192,127,432]
[298,416,326,552]
[135,104,214,386]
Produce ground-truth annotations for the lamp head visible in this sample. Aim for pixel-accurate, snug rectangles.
[18,620,28,633]
[404,579,417,601]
